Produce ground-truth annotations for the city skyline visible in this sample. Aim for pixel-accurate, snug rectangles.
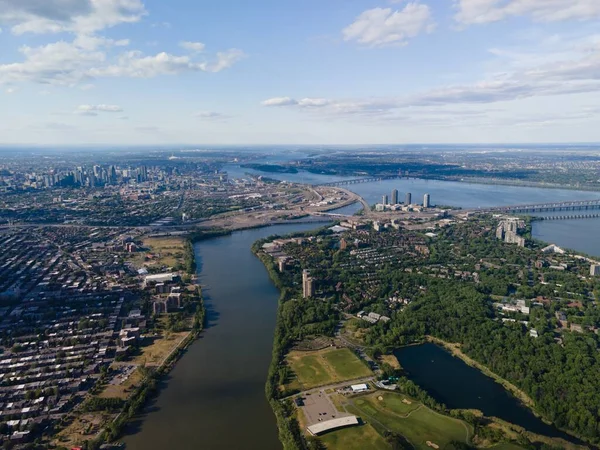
[1,0,600,145]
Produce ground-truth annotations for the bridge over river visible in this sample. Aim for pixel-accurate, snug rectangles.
[534,213,600,221]
[315,176,400,187]
[480,199,600,214]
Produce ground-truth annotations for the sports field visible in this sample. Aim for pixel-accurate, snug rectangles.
[286,347,372,390]
[350,392,472,450]
[320,422,390,450]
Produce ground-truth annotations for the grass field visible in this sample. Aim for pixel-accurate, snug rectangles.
[286,347,372,390]
[377,392,420,415]
[53,412,113,448]
[488,444,527,450]
[350,393,472,450]
[130,236,186,270]
[320,423,390,450]
[132,329,190,367]
[98,366,143,399]
[379,354,401,369]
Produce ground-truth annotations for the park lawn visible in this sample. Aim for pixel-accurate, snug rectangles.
[130,236,186,270]
[132,329,190,367]
[53,412,113,449]
[288,353,332,389]
[322,348,372,379]
[353,393,472,450]
[320,423,390,450]
[98,367,143,400]
[378,392,421,415]
[379,354,401,369]
[287,348,372,390]
[144,236,186,268]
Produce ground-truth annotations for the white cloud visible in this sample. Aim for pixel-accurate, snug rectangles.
[454,0,600,25]
[87,48,245,78]
[73,34,129,50]
[205,49,246,73]
[0,0,146,35]
[5,87,17,94]
[262,97,298,107]
[261,42,600,120]
[0,40,246,85]
[194,111,229,120]
[78,104,123,112]
[297,98,330,107]
[76,104,123,116]
[0,40,106,85]
[342,3,435,47]
[180,41,206,52]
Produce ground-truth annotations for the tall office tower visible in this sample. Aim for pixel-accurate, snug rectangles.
[424,193,431,208]
[109,165,117,184]
[405,192,412,205]
[391,189,398,205]
[591,265,600,277]
[382,195,388,206]
[302,270,315,298]
[74,167,84,185]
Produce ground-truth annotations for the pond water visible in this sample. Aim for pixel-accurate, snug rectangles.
[394,343,579,443]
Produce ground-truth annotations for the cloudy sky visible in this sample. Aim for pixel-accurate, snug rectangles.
[1,0,600,145]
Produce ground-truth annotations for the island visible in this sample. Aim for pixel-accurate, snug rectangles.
[255,213,600,450]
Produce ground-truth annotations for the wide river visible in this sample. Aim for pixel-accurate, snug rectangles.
[123,223,322,450]
[123,171,600,449]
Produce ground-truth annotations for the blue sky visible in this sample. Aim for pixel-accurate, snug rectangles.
[1,0,600,145]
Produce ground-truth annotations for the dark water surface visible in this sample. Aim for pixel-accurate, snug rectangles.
[532,217,600,257]
[123,223,322,450]
[394,343,577,442]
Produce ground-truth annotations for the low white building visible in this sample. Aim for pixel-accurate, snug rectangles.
[351,383,369,393]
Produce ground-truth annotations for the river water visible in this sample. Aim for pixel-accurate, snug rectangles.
[123,170,600,449]
[123,223,323,450]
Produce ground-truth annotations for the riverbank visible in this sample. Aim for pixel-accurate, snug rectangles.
[104,296,206,444]
[450,176,600,192]
[76,235,207,449]
[255,249,307,450]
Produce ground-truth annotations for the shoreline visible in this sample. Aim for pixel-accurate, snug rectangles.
[423,337,594,448]
[297,170,600,193]
[425,336,536,410]
[253,245,309,450]
[86,236,207,449]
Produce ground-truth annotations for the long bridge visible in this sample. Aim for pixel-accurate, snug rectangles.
[316,176,400,187]
[535,213,600,221]
[482,199,600,214]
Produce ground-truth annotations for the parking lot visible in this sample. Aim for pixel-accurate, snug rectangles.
[300,390,347,425]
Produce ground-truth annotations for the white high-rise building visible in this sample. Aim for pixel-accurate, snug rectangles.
[423,193,431,208]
